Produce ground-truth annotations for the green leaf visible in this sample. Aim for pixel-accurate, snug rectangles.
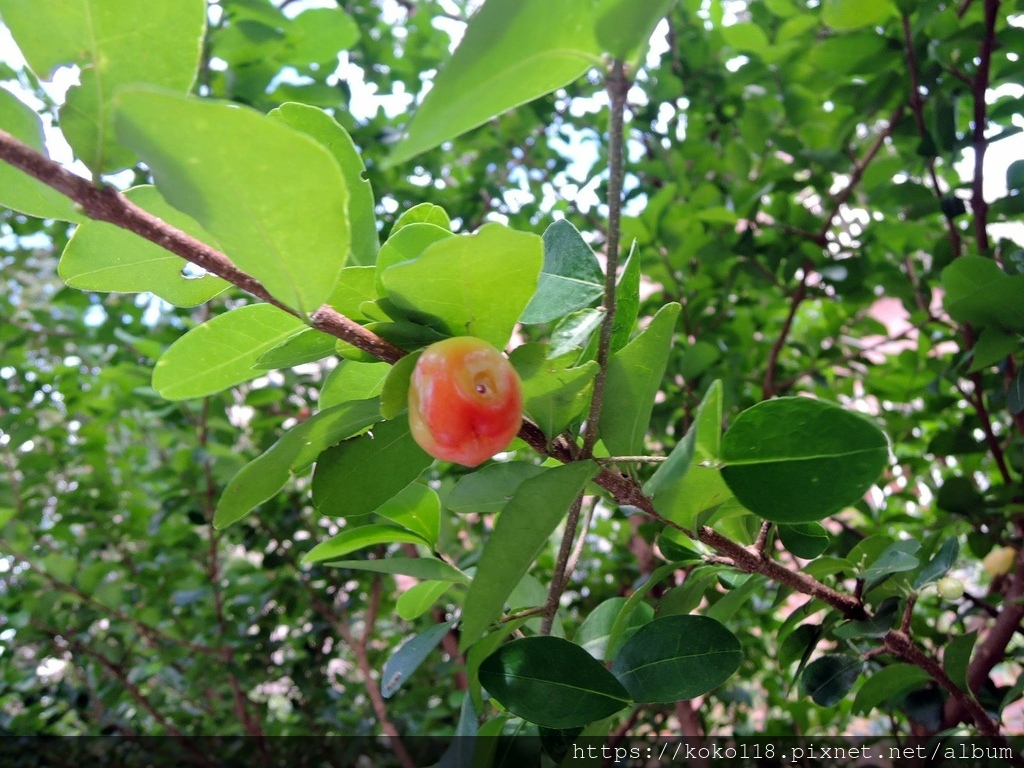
[381,621,453,699]
[152,304,306,400]
[283,7,360,66]
[852,664,932,715]
[388,0,601,166]
[1007,160,1024,193]
[319,361,389,411]
[549,308,605,358]
[833,597,900,639]
[510,344,598,440]
[599,302,681,456]
[778,523,830,559]
[944,631,977,691]
[381,223,543,349]
[720,397,889,523]
[115,89,349,315]
[941,256,1024,333]
[302,524,428,565]
[801,654,864,707]
[595,0,678,61]
[327,266,379,319]
[605,562,679,657]
[392,203,452,234]
[459,461,598,650]
[396,581,453,621]
[1009,365,1024,416]
[375,223,454,295]
[254,328,336,370]
[914,538,959,588]
[705,574,765,624]
[214,398,381,529]
[446,462,548,514]
[60,186,228,306]
[269,103,378,266]
[379,351,421,420]
[611,615,742,703]
[479,637,631,729]
[374,483,440,547]
[326,557,469,584]
[520,220,604,325]
[0,0,206,173]
[861,539,920,584]
[0,89,84,221]
[311,418,433,519]
[574,598,655,661]
[610,242,642,355]
[821,0,895,30]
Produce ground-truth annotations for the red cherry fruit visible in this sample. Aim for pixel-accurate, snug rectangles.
[408,336,523,467]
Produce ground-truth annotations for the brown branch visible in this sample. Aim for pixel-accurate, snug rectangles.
[762,258,813,399]
[970,0,1000,254]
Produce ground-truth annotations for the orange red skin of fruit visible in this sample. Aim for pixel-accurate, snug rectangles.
[408,336,523,467]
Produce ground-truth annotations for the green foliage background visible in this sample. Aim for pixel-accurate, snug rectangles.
[1,0,1023,760]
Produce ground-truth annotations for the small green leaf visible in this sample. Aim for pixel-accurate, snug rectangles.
[214,398,381,528]
[1009,365,1024,416]
[326,557,469,583]
[801,654,864,707]
[319,361,389,411]
[574,598,655,661]
[375,223,454,294]
[396,581,453,621]
[914,538,959,588]
[392,203,452,234]
[549,308,605,358]
[381,223,543,349]
[283,7,360,65]
[0,89,84,221]
[381,621,453,699]
[520,220,604,325]
[605,562,679,657]
[459,461,598,650]
[720,397,889,523]
[833,597,900,639]
[115,88,349,315]
[510,344,598,440]
[327,266,378,319]
[861,540,920,583]
[254,328,336,370]
[944,631,977,691]
[852,664,932,715]
[60,186,228,306]
[480,637,631,729]
[778,523,830,559]
[446,462,548,514]
[388,0,601,165]
[374,483,440,546]
[595,0,678,61]
[599,302,681,456]
[1007,160,1024,193]
[610,242,642,355]
[311,419,433,519]
[380,351,421,420]
[269,103,378,266]
[611,615,742,703]
[302,524,428,565]
[822,0,895,30]
[152,304,306,400]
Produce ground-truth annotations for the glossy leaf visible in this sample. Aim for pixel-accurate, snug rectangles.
[152,304,306,400]
[599,302,681,456]
[605,562,679,657]
[611,615,742,703]
[374,483,440,546]
[861,539,920,584]
[60,186,228,306]
[269,103,378,266]
[381,223,543,349]
[520,220,604,325]
[479,637,631,729]
[0,89,84,221]
[446,462,548,514]
[510,344,598,440]
[720,397,889,523]
[319,361,389,411]
[326,558,469,584]
[388,0,601,165]
[214,398,381,529]
[396,581,452,621]
[302,524,428,565]
[379,351,421,420]
[381,621,453,699]
[115,89,349,315]
[574,598,655,661]
[0,0,206,173]
[254,328,336,370]
[312,419,432,519]
[778,523,830,559]
[609,242,642,355]
[801,654,864,707]
[549,308,605,358]
[459,461,598,650]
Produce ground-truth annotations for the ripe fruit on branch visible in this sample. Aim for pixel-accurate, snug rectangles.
[408,336,523,467]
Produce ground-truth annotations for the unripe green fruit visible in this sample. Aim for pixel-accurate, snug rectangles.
[937,576,964,601]
[982,546,1016,577]
[408,336,523,467]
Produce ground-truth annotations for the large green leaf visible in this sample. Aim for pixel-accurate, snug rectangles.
[720,397,889,523]
[269,103,378,267]
[388,0,602,166]
[311,418,433,519]
[381,621,453,699]
[520,220,604,325]
[595,0,678,61]
[446,463,548,514]
[375,223,454,295]
[381,223,543,349]
[479,637,631,729]
[941,256,1024,333]
[852,664,932,715]
[114,89,349,315]
[152,304,306,400]
[510,344,598,441]
[599,302,681,456]
[0,0,206,173]
[0,89,84,221]
[610,615,742,703]
[459,461,598,650]
[60,186,229,306]
[213,398,381,529]
[302,524,428,565]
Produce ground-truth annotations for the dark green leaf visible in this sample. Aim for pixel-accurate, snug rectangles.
[944,631,977,692]
[446,463,548,515]
[914,538,959,588]
[381,621,453,699]
[852,664,932,715]
[520,220,604,325]
[801,654,864,707]
[833,597,900,639]
[778,523,831,559]
[574,598,655,661]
